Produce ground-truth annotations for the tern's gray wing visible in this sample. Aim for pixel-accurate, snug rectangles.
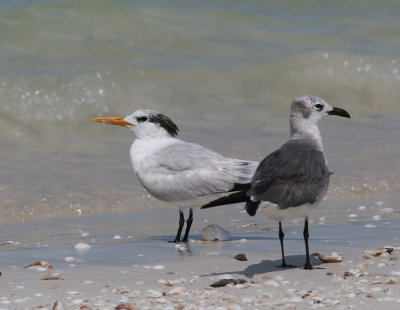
[249,139,330,209]
[143,140,258,201]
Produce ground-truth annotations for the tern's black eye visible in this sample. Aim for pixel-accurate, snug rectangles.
[137,116,148,122]
[315,104,323,111]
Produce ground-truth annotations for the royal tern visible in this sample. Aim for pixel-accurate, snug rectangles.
[202,96,350,269]
[92,110,258,242]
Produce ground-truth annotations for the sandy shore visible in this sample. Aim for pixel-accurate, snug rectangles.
[1,218,400,310]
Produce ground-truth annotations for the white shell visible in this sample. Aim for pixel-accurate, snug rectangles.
[168,287,186,295]
[201,224,231,241]
[146,289,162,298]
[74,243,91,252]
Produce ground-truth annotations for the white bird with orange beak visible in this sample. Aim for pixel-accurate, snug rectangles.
[92,110,258,242]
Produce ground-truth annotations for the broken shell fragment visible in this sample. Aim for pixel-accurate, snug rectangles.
[41,272,63,280]
[24,261,53,270]
[210,279,247,288]
[386,278,398,285]
[364,247,394,259]
[233,254,248,261]
[311,252,343,263]
[115,303,136,310]
[167,287,186,295]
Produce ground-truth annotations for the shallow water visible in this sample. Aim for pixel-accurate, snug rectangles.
[0,0,399,230]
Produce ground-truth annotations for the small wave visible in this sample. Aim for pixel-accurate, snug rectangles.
[0,72,110,123]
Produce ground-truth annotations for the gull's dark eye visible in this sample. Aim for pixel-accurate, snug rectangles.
[137,116,148,122]
[315,104,323,111]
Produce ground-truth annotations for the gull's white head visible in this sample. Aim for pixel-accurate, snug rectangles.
[92,109,179,139]
[289,95,350,140]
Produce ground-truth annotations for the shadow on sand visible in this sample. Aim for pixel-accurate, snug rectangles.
[201,255,323,279]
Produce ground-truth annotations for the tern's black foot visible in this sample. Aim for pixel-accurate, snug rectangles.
[169,238,181,243]
[303,263,313,270]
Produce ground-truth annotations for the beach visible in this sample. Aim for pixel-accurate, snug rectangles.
[1,0,400,308]
[1,205,400,309]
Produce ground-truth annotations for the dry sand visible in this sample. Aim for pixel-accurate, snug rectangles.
[1,218,400,310]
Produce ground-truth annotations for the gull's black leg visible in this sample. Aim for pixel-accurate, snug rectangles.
[170,210,185,243]
[182,208,193,242]
[303,218,312,270]
[278,222,295,268]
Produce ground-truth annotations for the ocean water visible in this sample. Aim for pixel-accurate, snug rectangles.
[0,0,399,232]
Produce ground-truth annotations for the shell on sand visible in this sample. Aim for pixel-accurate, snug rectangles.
[312,252,343,263]
[40,272,63,280]
[364,246,394,259]
[24,261,54,270]
[201,224,231,241]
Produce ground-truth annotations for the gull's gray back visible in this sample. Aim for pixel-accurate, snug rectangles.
[248,139,330,209]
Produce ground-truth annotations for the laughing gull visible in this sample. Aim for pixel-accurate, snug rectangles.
[92,110,258,242]
[202,96,350,269]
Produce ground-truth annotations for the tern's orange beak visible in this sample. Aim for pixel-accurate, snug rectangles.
[91,116,134,127]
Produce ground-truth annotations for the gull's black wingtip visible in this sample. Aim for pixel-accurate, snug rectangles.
[245,200,259,216]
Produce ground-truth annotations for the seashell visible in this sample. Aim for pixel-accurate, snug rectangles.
[343,272,354,279]
[64,256,76,262]
[364,247,394,259]
[201,224,231,241]
[146,289,162,298]
[152,265,165,270]
[1,241,16,246]
[24,261,53,270]
[41,272,63,280]
[156,298,167,304]
[311,252,343,263]
[264,280,279,286]
[74,243,91,252]
[209,279,247,288]
[167,287,186,295]
[386,278,398,285]
[115,303,136,310]
[233,254,247,261]
[241,223,257,228]
[158,279,174,286]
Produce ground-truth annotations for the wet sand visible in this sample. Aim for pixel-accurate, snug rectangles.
[1,212,400,309]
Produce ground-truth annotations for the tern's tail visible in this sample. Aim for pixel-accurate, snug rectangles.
[201,190,249,209]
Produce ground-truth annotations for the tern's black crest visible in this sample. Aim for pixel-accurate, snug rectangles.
[149,113,179,137]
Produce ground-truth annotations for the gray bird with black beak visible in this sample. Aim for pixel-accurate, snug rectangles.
[202,95,351,269]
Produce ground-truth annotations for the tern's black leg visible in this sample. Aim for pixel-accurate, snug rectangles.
[303,218,312,270]
[278,222,291,267]
[170,210,185,243]
[182,208,193,242]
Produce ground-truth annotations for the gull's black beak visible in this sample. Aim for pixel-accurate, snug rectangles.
[328,107,351,119]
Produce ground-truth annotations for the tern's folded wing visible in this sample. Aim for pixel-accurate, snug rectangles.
[140,141,258,201]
